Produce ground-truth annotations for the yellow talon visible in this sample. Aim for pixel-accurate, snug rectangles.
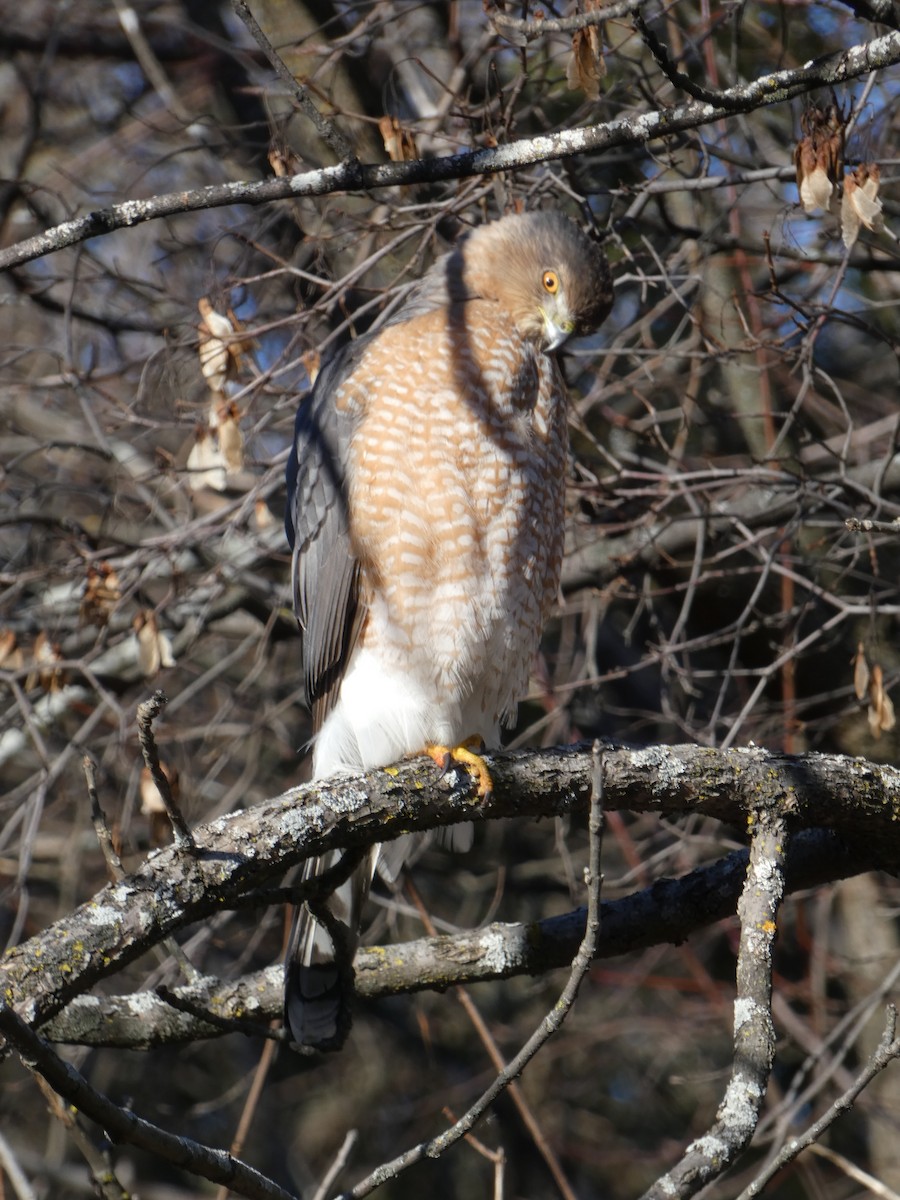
[426,739,493,799]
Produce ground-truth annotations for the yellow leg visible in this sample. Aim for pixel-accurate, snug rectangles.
[426,737,493,799]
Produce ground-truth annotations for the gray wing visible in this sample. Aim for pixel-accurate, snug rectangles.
[285,339,370,730]
[284,338,377,1050]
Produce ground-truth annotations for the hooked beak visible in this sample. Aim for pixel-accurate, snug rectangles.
[541,305,575,352]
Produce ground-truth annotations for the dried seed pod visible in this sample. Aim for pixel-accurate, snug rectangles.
[794,104,844,214]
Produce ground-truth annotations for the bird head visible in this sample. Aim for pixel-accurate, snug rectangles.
[458,211,613,352]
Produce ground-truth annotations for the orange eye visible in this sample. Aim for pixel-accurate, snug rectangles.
[542,270,559,295]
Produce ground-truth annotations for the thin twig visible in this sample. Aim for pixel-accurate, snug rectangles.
[451,986,578,1200]
[112,0,194,126]
[232,0,354,162]
[634,13,745,110]
[440,1109,504,1166]
[807,1143,900,1200]
[312,1130,359,1200]
[86,753,198,983]
[404,874,577,1200]
[441,1109,506,1200]
[31,1073,131,1200]
[215,1029,281,1200]
[83,754,125,882]
[154,985,284,1042]
[0,1128,38,1200]
[846,515,900,535]
[136,691,195,850]
[739,1005,900,1197]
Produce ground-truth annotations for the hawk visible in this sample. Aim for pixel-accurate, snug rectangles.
[284,210,613,1050]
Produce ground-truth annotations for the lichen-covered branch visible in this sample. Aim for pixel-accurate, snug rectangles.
[642,812,789,1199]
[38,827,865,1049]
[2,27,899,271]
[2,743,899,1038]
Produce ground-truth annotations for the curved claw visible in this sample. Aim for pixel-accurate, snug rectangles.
[426,739,493,799]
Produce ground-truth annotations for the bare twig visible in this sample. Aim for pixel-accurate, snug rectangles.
[635,13,745,110]
[846,515,900,535]
[136,691,195,850]
[31,1073,131,1200]
[112,0,194,126]
[153,985,284,1042]
[312,1131,359,1200]
[83,754,125,882]
[214,1028,280,1200]
[232,0,354,162]
[807,1144,900,1199]
[739,1005,900,1197]
[440,1110,506,1200]
[405,876,578,1200]
[0,1128,38,1200]
[86,753,197,983]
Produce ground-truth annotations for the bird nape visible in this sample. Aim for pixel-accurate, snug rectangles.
[283,209,613,1051]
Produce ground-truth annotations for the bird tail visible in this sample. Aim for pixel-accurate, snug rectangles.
[283,847,378,1051]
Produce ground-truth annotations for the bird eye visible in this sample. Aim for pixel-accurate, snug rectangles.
[542,270,559,295]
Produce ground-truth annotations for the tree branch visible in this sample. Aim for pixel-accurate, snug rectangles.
[2,28,900,270]
[487,0,643,41]
[37,828,860,1049]
[3,742,896,1044]
[0,1003,296,1200]
[642,811,788,1198]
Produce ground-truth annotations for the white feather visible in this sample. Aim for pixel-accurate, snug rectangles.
[312,646,500,779]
